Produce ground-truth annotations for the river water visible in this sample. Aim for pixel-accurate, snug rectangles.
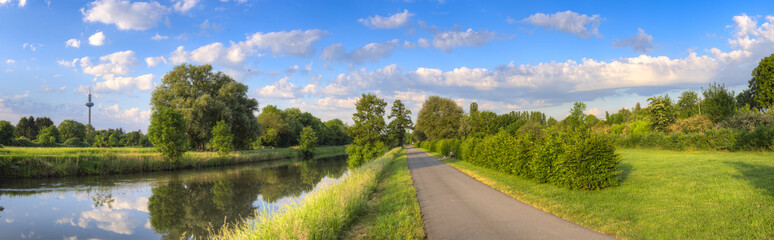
[0,154,349,239]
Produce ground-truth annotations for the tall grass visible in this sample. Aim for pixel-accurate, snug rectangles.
[215,148,402,240]
[0,146,346,177]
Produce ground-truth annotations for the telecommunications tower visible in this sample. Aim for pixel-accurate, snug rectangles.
[85,87,94,125]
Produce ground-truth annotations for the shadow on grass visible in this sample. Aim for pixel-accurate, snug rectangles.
[727,161,774,197]
[616,163,634,184]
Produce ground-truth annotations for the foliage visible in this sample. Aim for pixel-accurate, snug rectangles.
[346,93,388,167]
[677,90,701,118]
[567,102,587,129]
[647,95,677,131]
[15,116,37,140]
[627,120,652,135]
[553,129,621,190]
[58,120,86,141]
[36,125,60,146]
[750,53,774,109]
[257,105,299,147]
[415,96,464,141]
[298,126,317,157]
[148,108,190,161]
[0,120,14,145]
[151,64,261,150]
[387,99,413,147]
[210,120,234,156]
[720,112,774,131]
[701,83,736,122]
[63,138,90,147]
[668,115,714,134]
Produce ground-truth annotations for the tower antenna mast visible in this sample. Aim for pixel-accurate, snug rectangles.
[85,87,94,126]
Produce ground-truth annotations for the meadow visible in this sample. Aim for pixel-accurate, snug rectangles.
[423,148,774,239]
[0,146,346,177]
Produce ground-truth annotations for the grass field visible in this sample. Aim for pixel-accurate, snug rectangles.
[0,146,346,177]
[215,148,404,240]
[421,148,774,239]
[343,148,425,239]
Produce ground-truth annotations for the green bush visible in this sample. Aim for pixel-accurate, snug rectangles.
[63,138,90,147]
[668,115,714,134]
[346,141,387,167]
[532,129,563,183]
[14,137,37,147]
[627,120,652,135]
[459,137,480,161]
[735,125,774,151]
[554,130,621,190]
[720,112,774,131]
[610,124,625,135]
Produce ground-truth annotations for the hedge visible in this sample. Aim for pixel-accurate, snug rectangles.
[613,125,774,151]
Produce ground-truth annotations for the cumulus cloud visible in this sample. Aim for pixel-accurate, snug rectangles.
[80,50,138,76]
[57,58,78,67]
[66,39,81,48]
[100,104,152,124]
[612,28,653,53]
[81,0,168,31]
[258,77,296,98]
[709,14,774,68]
[89,31,106,46]
[320,39,399,65]
[432,29,496,52]
[145,56,167,67]
[172,0,198,13]
[151,33,168,40]
[358,9,414,29]
[93,74,154,93]
[522,10,602,38]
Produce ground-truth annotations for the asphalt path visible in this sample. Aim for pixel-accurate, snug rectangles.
[406,146,616,240]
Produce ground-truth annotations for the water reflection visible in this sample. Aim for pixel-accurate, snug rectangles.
[0,154,348,239]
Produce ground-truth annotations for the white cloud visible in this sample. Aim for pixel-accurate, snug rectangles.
[258,77,296,98]
[172,0,198,13]
[301,83,317,94]
[320,39,399,65]
[151,33,168,40]
[358,9,413,29]
[432,29,496,52]
[6,59,15,64]
[612,28,653,53]
[144,56,167,67]
[23,42,39,51]
[57,58,78,67]
[89,31,106,46]
[66,39,81,48]
[93,74,154,93]
[417,38,430,48]
[18,0,25,7]
[81,0,168,31]
[229,29,329,58]
[522,10,602,38]
[80,50,138,76]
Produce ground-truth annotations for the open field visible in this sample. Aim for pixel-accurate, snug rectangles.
[343,148,425,239]
[421,148,774,239]
[0,146,346,177]
[215,148,405,240]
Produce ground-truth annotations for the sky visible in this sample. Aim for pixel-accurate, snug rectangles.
[2,0,774,131]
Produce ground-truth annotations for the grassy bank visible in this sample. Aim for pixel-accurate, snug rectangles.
[420,147,774,239]
[343,148,425,239]
[215,148,405,240]
[0,146,345,177]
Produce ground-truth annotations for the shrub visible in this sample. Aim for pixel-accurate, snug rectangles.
[627,120,651,135]
[554,130,621,190]
[14,137,36,147]
[298,126,317,157]
[532,129,563,183]
[720,112,774,131]
[63,138,89,147]
[346,141,387,168]
[668,115,714,133]
[210,120,234,157]
[735,124,774,151]
[610,124,625,135]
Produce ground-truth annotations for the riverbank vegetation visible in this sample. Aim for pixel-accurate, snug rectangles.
[421,148,774,239]
[0,146,345,178]
[215,148,415,239]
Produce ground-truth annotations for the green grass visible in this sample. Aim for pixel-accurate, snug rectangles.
[420,147,774,239]
[0,146,346,177]
[215,148,403,240]
[342,148,425,239]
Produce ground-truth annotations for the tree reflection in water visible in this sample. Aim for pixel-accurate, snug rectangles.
[147,155,348,239]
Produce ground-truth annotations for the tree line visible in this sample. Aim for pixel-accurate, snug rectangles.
[0,116,151,148]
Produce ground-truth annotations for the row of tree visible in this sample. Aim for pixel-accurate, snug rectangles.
[0,117,151,148]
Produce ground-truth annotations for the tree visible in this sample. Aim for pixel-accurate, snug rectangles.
[414,96,464,141]
[566,102,587,129]
[210,120,233,156]
[58,120,86,141]
[677,90,701,118]
[647,95,677,131]
[701,83,736,122]
[15,116,37,140]
[0,121,14,145]
[148,108,190,162]
[34,117,54,132]
[346,93,387,167]
[151,64,261,150]
[323,119,350,145]
[36,125,60,145]
[84,124,96,145]
[750,53,774,110]
[257,105,299,147]
[387,100,413,147]
[298,126,317,157]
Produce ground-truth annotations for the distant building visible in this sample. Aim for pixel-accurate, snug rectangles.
[85,88,94,125]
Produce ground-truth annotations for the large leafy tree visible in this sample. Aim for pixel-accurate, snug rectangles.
[415,96,464,141]
[15,116,37,140]
[323,119,350,145]
[58,120,87,141]
[298,126,317,157]
[750,53,774,110]
[0,120,14,145]
[257,105,299,147]
[346,93,387,167]
[677,90,701,118]
[148,108,190,161]
[387,99,413,147]
[647,95,677,131]
[151,64,261,150]
[701,83,736,122]
[36,125,60,145]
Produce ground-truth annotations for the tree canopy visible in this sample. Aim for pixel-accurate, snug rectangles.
[346,93,387,167]
[387,99,413,147]
[415,96,464,141]
[750,53,774,110]
[148,108,190,161]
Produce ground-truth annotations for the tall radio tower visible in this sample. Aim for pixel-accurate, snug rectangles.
[85,87,94,125]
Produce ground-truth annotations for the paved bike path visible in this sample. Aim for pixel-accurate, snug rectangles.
[407,146,616,240]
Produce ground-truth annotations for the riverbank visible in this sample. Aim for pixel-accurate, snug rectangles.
[0,146,346,178]
[215,147,424,239]
[419,147,774,239]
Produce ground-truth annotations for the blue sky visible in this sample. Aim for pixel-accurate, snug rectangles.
[2,0,774,131]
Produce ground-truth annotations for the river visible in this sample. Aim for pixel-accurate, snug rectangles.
[0,154,349,239]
